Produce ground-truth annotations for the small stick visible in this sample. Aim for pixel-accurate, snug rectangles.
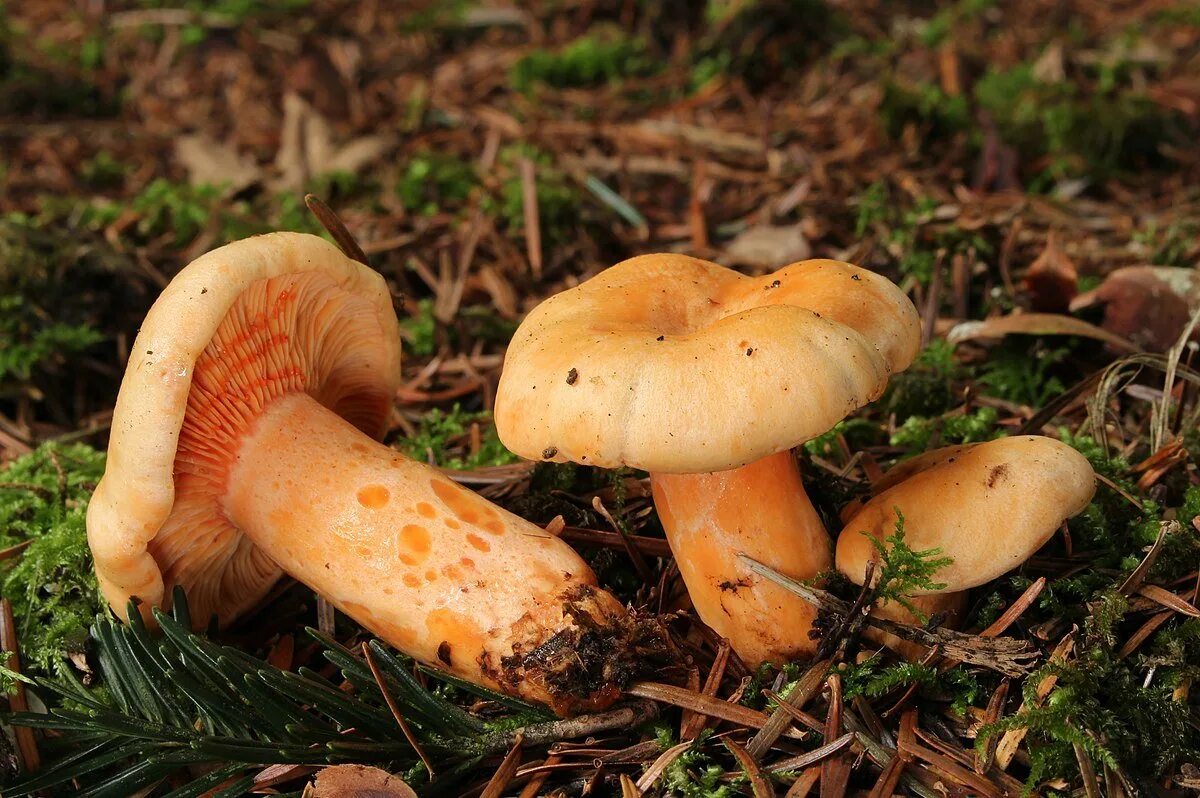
[0,599,39,773]
[519,158,543,279]
[740,556,1038,676]
[747,658,830,758]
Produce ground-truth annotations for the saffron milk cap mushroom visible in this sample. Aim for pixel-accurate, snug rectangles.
[88,233,651,714]
[495,254,921,665]
[837,435,1097,593]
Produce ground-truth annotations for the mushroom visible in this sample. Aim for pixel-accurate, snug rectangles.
[494,254,921,666]
[87,233,650,714]
[836,436,1096,657]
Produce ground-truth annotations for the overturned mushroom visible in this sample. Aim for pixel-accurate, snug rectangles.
[837,436,1096,656]
[494,254,920,665]
[87,233,652,715]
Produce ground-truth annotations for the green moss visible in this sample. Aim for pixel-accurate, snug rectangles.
[884,338,970,419]
[979,652,1198,788]
[1133,218,1199,268]
[0,443,106,677]
[880,80,971,142]
[656,729,740,798]
[854,183,990,285]
[974,63,1187,178]
[511,30,654,92]
[488,145,579,243]
[861,511,953,617]
[401,298,438,357]
[0,296,102,383]
[803,418,883,460]
[79,152,129,190]
[891,406,1001,455]
[690,0,842,89]
[977,340,1069,407]
[920,0,995,47]
[396,151,477,216]
[842,656,982,716]
[400,405,518,471]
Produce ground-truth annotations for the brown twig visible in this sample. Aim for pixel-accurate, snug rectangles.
[740,556,1039,675]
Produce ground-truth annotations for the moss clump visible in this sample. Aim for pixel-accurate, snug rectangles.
[0,443,106,678]
[510,31,653,93]
[400,405,519,471]
[974,63,1187,179]
[654,728,740,798]
[884,338,970,419]
[854,182,991,285]
[977,340,1069,407]
[487,144,580,244]
[395,152,477,216]
[0,296,102,384]
[890,406,1001,455]
[400,298,438,357]
[842,655,982,717]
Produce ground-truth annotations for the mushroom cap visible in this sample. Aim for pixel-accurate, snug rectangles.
[87,233,401,626]
[837,436,1096,592]
[494,254,920,473]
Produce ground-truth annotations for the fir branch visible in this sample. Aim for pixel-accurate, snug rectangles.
[0,592,624,796]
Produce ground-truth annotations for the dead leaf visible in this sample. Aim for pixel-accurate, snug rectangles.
[1023,233,1078,312]
[174,134,260,194]
[274,92,392,191]
[724,224,811,269]
[311,764,416,798]
[948,312,1141,352]
[1070,266,1200,352]
[1032,42,1066,83]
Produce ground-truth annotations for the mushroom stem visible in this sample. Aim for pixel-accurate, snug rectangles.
[224,392,651,715]
[650,451,831,667]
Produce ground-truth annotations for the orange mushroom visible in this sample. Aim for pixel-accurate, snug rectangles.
[494,254,920,666]
[87,233,649,714]
[837,436,1096,658]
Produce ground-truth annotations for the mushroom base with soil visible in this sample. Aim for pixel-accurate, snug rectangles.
[227,392,654,714]
[651,450,832,666]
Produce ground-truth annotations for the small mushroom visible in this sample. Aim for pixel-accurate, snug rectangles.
[87,233,647,714]
[836,436,1096,656]
[495,254,921,666]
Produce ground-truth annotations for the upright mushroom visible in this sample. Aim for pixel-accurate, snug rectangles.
[836,436,1096,656]
[87,233,651,715]
[494,254,920,665]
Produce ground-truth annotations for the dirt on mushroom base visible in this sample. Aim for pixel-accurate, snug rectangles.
[492,583,667,716]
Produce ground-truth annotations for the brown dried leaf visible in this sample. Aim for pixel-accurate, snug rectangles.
[311,764,416,797]
[1023,234,1078,312]
[1070,266,1200,352]
[174,134,260,194]
[724,224,811,269]
[274,92,392,191]
[948,312,1140,352]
